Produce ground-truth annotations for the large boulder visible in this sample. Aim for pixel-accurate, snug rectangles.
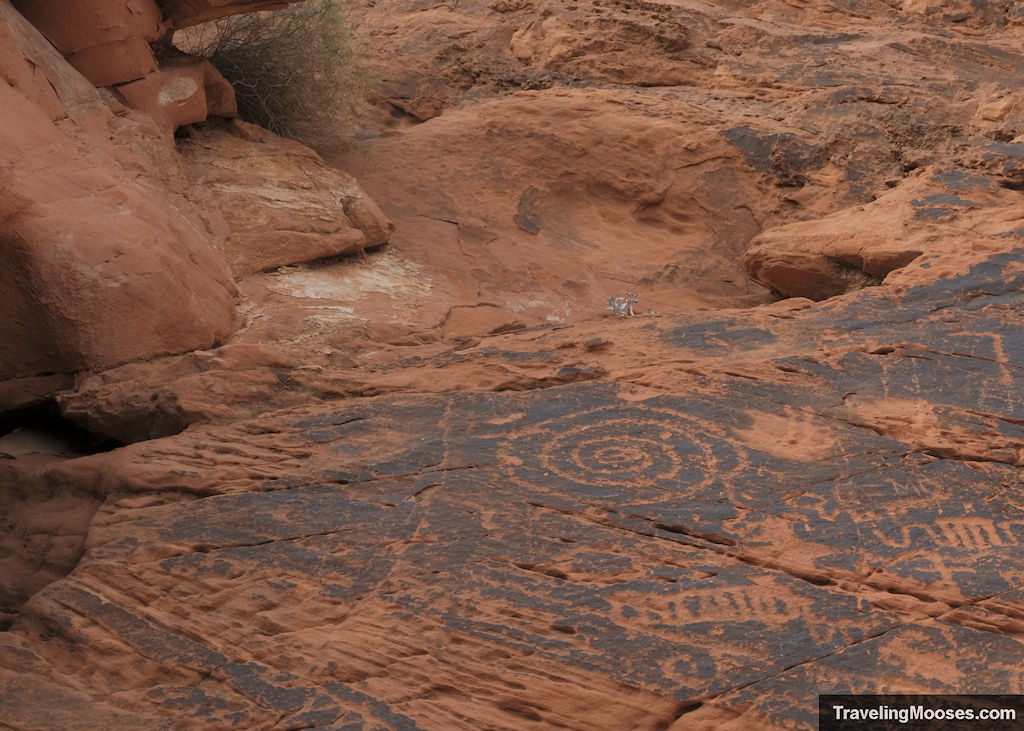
[115,51,237,132]
[0,0,237,409]
[10,0,253,134]
[10,0,163,86]
[742,168,1021,299]
[180,121,392,276]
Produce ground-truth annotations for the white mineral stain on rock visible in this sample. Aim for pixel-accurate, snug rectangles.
[158,76,199,105]
[268,251,429,301]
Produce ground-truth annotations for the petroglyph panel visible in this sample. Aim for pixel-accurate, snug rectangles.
[488,394,782,547]
[5,249,1024,729]
[394,557,902,698]
[499,404,745,501]
[711,622,1024,729]
[872,517,1024,552]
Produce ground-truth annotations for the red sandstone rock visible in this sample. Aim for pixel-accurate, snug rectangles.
[65,37,158,87]
[46,0,1024,437]
[0,430,106,631]
[508,6,692,85]
[115,53,237,131]
[0,3,237,406]
[11,0,163,53]
[158,0,302,27]
[9,0,255,132]
[5,0,1024,727]
[6,252,1024,726]
[11,0,164,86]
[0,1,100,118]
[181,120,392,276]
[331,89,776,339]
[743,168,1024,299]
[0,0,396,417]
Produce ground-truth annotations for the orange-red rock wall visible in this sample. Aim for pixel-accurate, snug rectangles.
[0,0,390,410]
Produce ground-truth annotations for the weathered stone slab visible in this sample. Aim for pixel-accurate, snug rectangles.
[4,248,1024,727]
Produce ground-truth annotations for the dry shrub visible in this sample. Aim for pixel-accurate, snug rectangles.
[176,0,366,144]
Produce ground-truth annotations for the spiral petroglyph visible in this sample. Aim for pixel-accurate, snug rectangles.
[500,404,741,499]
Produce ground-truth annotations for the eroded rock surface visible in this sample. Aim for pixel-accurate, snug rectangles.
[0,0,237,405]
[0,0,391,413]
[181,121,392,277]
[3,0,1024,727]
[3,250,1024,728]
[340,0,1024,304]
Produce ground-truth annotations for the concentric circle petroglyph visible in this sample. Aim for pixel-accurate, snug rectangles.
[500,404,743,498]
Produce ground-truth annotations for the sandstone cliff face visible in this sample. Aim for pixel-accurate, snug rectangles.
[11,0,242,130]
[12,0,165,87]
[0,0,238,407]
[0,0,390,413]
[3,0,1024,728]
